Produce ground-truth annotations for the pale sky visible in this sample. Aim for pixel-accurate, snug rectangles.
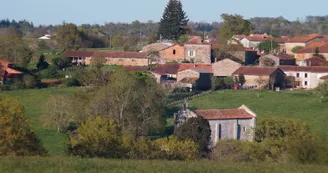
[3,0,328,25]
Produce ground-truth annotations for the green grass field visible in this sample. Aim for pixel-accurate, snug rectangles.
[1,87,84,156]
[2,88,328,156]
[0,157,327,173]
[167,90,328,139]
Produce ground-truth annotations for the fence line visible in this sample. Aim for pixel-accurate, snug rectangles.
[167,90,212,106]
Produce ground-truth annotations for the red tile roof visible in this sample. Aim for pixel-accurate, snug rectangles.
[194,109,254,120]
[295,42,328,54]
[233,66,279,76]
[63,50,147,59]
[187,36,211,45]
[320,75,328,79]
[286,34,324,43]
[123,66,149,72]
[151,64,212,75]
[0,59,22,75]
[279,65,328,72]
[304,56,328,66]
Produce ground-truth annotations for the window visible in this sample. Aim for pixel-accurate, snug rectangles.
[305,73,308,78]
[296,73,300,78]
[243,126,247,132]
[173,49,176,55]
[188,50,196,57]
[304,81,308,86]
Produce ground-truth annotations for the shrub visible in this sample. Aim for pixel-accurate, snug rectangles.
[67,117,124,158]
[0,96,47,156]
[121,136,155,159]
[153,136,198,160]
[23,74,39,89]
[175,117,211,154]
[51,56,71,70]
[37,65,61,79]
[291,46,304,53]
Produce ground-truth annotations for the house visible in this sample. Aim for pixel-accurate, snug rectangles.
[285,34,325,55]
[279,65,328,89]
[299,56,328,66]
[174,102,256,147]
[177,68,213,90]
[212,58,242,77]
[141,42,173,53]
[294,42,328,62]
[239,33,273,49]
[232,66,286,89]
[273,37,289,53]
[212,44,259,65]
[228,35,246,44]
[259,54,296,67]
[64,50,148,66]
[0,59,23,83]
[38,34,51,40]
[184,38,212,64]
[158,44,185,63]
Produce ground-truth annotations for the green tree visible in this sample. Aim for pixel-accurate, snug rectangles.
[316,80,328,102]
[175,117,211,153]
[0,35,32,67]
[218,14,254,43]
[291,46,304,53]
[111,34,124,48]
[90,54,107,69]
[238,73,246,86]
[67,117,124,158]
[257,40,280,54]
[158,0,189,40]
[37,40,49,50]
[51,56,71,70]
[0,96,47,156]
[178,34,189,43]
[36,54,49,71]
[56,23,82,50]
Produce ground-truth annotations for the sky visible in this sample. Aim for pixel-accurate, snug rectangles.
[3,0,328,25]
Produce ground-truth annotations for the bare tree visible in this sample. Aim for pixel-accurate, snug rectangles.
[255,76,268,97]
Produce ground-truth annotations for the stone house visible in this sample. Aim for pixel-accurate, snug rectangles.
[212,58,241,77]
[158,44,185,63]
[212,44,259,65]
[184,40,211,64]
[295,42,328,62]
[302,56,328,66]
[177,68,213,90]
[279,66,328,89]
[174,103,257,147]
[239,34,272,49]
[141,42,173,53]
[285,34,326,55]
[232,66,286,89]
[259,54,296,67]
[64,50,148,66]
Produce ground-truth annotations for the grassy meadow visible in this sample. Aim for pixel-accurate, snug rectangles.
[2,88,328,156]
[0,156,327,173]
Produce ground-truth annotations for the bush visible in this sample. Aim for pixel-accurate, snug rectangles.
[291,46,304,53]
[122,136,155,159]
[175,117,211,154]
[23,74,39,89]
[0,96,47,156]
[67,117,124,158]
[153,136,198,160]
[51,56,71,70]
[37,65,61,79]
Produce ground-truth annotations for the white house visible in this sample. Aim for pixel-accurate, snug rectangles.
[279,66,328,89]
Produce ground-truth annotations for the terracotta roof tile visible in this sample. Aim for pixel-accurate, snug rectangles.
[320,75,328,79]
[295,42,328,54]
[304,56,328,66]
[194,109,254,120]
[63,50,94,57]
[151,63,213,75]
[279,65,328,72]
[287,34,323,43]
[233,66,279,76]
[123,66,148,72]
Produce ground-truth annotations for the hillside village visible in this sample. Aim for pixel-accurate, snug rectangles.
[1,0,328,172]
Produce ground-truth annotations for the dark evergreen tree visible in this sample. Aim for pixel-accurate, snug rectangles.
[175,117,211,154]
[36,54,49,71]
[158,0,189,40]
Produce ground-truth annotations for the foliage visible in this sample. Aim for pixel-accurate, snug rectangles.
[23,74,39,89]
[37,40,49,50]
[178,34,189,43]
[285,76,296,88]
[218,14,254,43]
[111,34,124,48]
[37,65,61,79]
[255,117,309,142]
[257,40,280,54]
[121,136,155,159]
[56,23,82,50]
[0,96,47,156]
[316,80,328,102]
[291,46,304,53]
[36,54,49,71]
[67,117,124,158]
[237,73,246,86]
[158,0,189,40]
[41,95,73,133]
[90,54,106,69]
[0,35,32,67]
[153,136,198,160]
[51,56,71,70]
[175,117,211,153]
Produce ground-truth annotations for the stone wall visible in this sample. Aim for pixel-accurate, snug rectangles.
[213,59,241,77]
[105,58,148,66]
[184,44,211,64]
[159,44,185,62]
